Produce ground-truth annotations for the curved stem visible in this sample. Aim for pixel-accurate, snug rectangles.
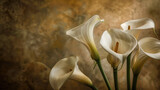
[88,85,98,90]
[96,60,111,90]
[127,54,131,90]
[132,74,139,90]
[113,68,119,90]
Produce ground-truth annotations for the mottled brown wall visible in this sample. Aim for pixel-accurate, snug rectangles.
[0,0,160,90]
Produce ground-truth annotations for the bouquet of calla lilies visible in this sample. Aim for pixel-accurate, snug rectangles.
[49,15,160,90]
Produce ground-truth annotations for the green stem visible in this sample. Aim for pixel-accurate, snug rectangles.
[127,54,131,90]
[113,68,119,90]
[88,85,98,90]
[96,60,111,90]
[132,74,138,90]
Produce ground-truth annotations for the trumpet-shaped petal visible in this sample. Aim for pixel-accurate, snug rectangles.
[70,64,92,85]
[120,18,157,39]
[66,15,104,60]
[138,37,160,59]
[100,29,137,68]
[121,18,155,31]
[132,37,160,74]
[49,56,92,90]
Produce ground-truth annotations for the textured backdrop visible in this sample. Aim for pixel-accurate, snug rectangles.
[0,0,160,90]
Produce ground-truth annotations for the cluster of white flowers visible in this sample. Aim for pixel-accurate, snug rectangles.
[49,15,160,90]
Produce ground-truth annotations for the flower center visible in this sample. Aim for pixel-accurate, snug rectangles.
[128,25,130,30]
[69,69,73,71]
[114,42,119,53]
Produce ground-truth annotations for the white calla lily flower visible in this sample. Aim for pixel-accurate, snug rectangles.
[49,56,92,90]
[120,18,157,39]
[66,15,104,60]
[121,18,155,31]
[132,37,160,74]
[100,29,137,69]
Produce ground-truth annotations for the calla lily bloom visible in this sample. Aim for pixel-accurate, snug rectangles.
[132,37,160,74]
[120,18,157,38]
[121,18,155,31]
[100,29,137,69]
[66,15,104,60]
[131,37,160,90]
[66,15,111,90]
[49,56,93,90]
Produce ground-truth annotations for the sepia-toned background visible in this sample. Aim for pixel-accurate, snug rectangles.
[0,0,160,90]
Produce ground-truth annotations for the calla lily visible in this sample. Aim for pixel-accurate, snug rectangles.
[121,18,155,31]
[66,15,104,60]
[131,37,160,90]
[120,18,157,39]
[66,15,111,89]
[132,37,160,74]
[100,29,137,69]
[49,56,93,90]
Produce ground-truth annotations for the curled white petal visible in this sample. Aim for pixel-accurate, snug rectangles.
[100,29,137,68]
[70,64,92,85]
[131,46,148,74]
[121,18,155,31]
[66,15,103,60]
[138,37,160,59]
[131,37,160,74]
[49,56,92,90]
